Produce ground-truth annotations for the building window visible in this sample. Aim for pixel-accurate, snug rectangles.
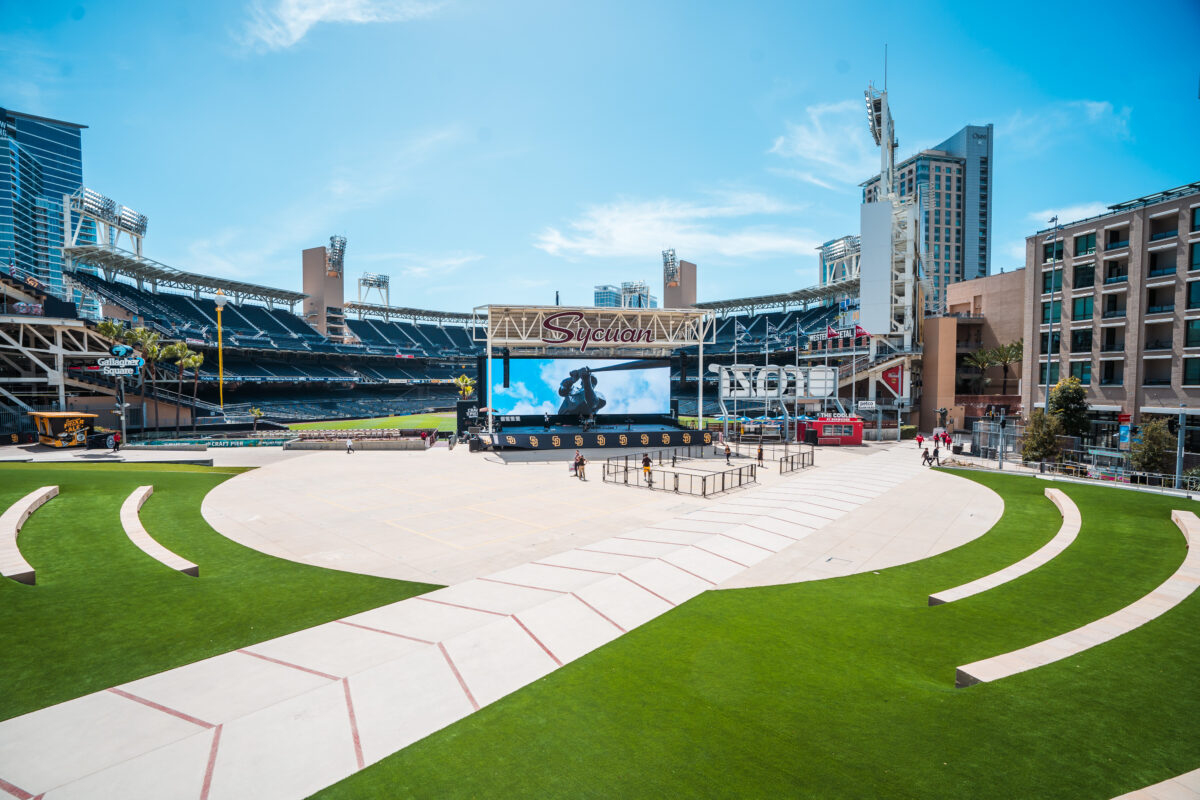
[1187,319,1200,348]
[1189,281,1200,310]
[1042,240,1064,263]
[1192,242,1200,271]
[1040,362,1061,384]
[1072,296,1093,318]
[1070,361,1092,384]
[1042,270,1062,293]
[1074,264,1095,288]
[1186,358,1200,386]
[1070,329,1092,352]
[1042,300,1061,324]
[1192,206,1200,232]
[1074,232,1096,256]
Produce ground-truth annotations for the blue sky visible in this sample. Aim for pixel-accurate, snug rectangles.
[3,0,1198,310]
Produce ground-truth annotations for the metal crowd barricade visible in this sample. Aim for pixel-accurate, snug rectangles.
[779,445,815,474]
[602,460,757,497]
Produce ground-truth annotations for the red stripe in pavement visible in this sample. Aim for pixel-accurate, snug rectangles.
[650,525,727,536]
[741,523,803,540]
[717,532,778,553]
[657,559,717,586]
[619,574,676,607]
[335,619,435,645]
[418,597,508,617]
[532,561,616,575]
[511,616,563,667]
[478,577,565,594]
[690,545,749,568]
[342,679,365,770]
[616,535,695,546]
[569,593,626,632]
[578,548,654,559]
[438,643,480,711]
[0,776,35,800]
[108,688,214,729]
[199,724,223,800]
[237,649,340,681]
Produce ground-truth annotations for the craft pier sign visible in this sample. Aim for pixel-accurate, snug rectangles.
[475,305,712,353]
[97,344,143,378]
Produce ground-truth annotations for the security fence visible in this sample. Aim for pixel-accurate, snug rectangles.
[603,460,757,497]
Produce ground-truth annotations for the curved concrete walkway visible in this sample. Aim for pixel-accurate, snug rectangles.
[0,485,58,585]
[929,487,1078,606]
[0,445,974,799]
[1113,767,1200,798]
[956,509,1200,688]
[120,486,199,577]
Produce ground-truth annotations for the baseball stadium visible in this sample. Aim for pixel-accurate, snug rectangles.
[2,11,1199,800]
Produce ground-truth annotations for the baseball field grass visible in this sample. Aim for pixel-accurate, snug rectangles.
[288,412,455,432]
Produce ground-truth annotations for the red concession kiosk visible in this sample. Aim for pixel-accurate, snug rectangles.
[798,415,863,446]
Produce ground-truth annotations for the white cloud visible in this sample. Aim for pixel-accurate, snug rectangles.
[999,100,1132,155]
[534,191,818,260]
[769,99,879,187]
[244,0,444,50]
[1026,202,1110,227]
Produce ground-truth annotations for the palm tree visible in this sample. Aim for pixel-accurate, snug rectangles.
[185,352,205,434]
[250,407,264,433]
[453,374,476,399]
[95,319,128,343]
[126,328,163,433]
[161,342,193,435]
[962,349,996,395]
[993,339,1023,395]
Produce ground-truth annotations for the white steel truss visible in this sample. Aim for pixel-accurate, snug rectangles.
[473,305,713,358]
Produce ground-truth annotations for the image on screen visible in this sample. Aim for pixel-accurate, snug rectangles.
[491,358,670,415]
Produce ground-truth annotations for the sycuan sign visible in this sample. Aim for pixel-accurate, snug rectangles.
[541,311,654,351]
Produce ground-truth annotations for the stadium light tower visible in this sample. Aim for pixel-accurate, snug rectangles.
[327,235,347,277]
[662,249,679,288]
[864,83,897,198]
[214,290,227,409]
[358,272,390,310]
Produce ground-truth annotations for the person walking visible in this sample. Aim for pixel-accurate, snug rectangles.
[916,433,924,449]
[921,447,932,466]
[932,444,941,466]
[111,431,122,454]
[346,437,354,454]
[724,442,732,465]
[642,453,653,487]
[577,453,587,481]
[572,450,581,478]
[756,443,764,466]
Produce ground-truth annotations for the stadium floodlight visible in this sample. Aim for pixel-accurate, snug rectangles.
[118,205,149,236]
[360,272,389,289]
[327,235,347,277]
[663,248,679,288]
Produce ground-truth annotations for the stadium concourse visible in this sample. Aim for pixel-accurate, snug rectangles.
[0,442,1004,798]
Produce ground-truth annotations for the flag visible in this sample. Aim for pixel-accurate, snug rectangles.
[826,324,838,339]
[765,321,777,341]
[854,324,871,338]
[734,319,749,343]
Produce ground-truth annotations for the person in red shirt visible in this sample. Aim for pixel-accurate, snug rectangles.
[916,433,924,449]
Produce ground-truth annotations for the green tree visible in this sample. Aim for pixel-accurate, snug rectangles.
[1021,409,1062,462]
[961,349,995,394]
[250,406,264,433]
[95,319,129,343]
[453,374,476,399]
[1047,376,1089,438]
[161,342,194,435]
[185,352,205,435]
[993,339,1022,395]
[1130,419,1173,474]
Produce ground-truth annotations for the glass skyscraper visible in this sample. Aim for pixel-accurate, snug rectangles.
[0,108,86,299]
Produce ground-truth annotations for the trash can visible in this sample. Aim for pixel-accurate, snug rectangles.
[952,444,962,455]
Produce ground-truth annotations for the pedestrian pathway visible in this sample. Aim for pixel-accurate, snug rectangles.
[0,446,982,799]
[1113,767,1200,799]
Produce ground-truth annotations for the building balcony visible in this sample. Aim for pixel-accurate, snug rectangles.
[1100,378,1124,386]
[1147,267,1177,279]
[1150,230,1178,242]
[1100,342,1125,353]
[1102,309,1127,319]
[1144,339,1173,351]
[1145,304,1176,315]
[1105,240,1129,251]
[1104,274,1128,285]
[1143,377,1172,387]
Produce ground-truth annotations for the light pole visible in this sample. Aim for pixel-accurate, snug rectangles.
[214,290,227,410]
[1176,403,1186,490]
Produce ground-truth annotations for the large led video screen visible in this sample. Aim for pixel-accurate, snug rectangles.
[491,358,670,416]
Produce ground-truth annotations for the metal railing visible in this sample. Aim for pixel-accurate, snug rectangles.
[602,461,757,497]
[779,447,815,474]
[603,445,712,473]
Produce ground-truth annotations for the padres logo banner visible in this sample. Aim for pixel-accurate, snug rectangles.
[490,430,705,450]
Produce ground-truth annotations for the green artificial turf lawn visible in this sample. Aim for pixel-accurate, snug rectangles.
[315,472,1200,799]
[0,462,439,721]
[288,413,455,432]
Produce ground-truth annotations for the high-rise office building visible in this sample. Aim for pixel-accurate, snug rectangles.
[594,281,657,308]
[0,108,86,299]
[863,123,993,312]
